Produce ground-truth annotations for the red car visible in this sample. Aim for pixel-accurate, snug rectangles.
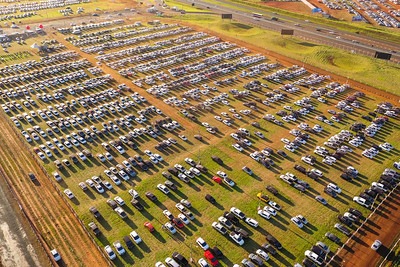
[172,217,184,228]
[212,176,222,184]
[144,222,155,232]
[204,250,219,266]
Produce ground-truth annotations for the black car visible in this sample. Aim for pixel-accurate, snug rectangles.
[370,186,386,196]
[168,167,179,176]
[28,172,36,181]
[144,160,153,168]
[165,180,177,191]
[335,223,351,236]
[224,212,239,225]
[266,234,282,249]
[294,164,307,174]
[364,189,377,199]
[145,191,157,202]
[162,171,172,179]
[340,173,353,181]
[325,232,340,243]
[261,243,277,255]
[277,150,287,157]
[359,193,374,204]
[88,222,101,236]
[137,162,149,171]
[172,252,188,266]
[338,215,353,227]
[307,172,320,181]
[266,185,278,195]
[303,258,317,267]
[131,199,144,210]
[324,187,337,198]
[123,236,134,249]
[234,227,249,238]
[89,206,101,218]
[349,208,363,218]
[205,194,216,204]
[311,245,327,258]
[211,246,224,258]
[211,155,223,165]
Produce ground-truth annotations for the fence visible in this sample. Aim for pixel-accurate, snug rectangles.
[326,183,399,266]
[0,110,112,266]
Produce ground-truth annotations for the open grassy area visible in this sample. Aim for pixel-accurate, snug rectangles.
[165,0,214,13]
[1,18,399,266]
[171,15,400,95]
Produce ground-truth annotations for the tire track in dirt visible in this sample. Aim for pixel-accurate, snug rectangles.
[0,114,108,267]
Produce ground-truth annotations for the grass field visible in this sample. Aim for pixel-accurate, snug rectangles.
[170,15,400,96]
[165,0,214,13]
[1,16,399,267]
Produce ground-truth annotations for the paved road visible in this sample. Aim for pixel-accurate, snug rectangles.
[0,178,41,267]
[174,0,400,63]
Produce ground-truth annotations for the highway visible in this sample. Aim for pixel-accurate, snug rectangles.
[174,0,400,63]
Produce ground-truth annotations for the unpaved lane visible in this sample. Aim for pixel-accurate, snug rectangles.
[334,187,400,266]
[0,182,42,267]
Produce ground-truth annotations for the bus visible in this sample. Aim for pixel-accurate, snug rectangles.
[252,13,263,19]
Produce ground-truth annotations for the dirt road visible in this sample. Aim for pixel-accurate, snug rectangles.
[333,187,400,266]
[0,175,42,267]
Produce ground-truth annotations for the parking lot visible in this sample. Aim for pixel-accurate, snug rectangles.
[0,15,399,267]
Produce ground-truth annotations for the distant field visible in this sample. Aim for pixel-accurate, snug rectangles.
[0,0,131,26]
[173,15,400,96]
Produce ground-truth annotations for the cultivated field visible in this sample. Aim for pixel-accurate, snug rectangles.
[0,8,399,267]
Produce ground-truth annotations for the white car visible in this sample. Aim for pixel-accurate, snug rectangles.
[301,156,314,165]
[164,222,177,234]
[230,207,245,219]
[258,209,271,220]
[232,144,243,152]
[223,177,235,187]
[245,217,259,228]
[113,241,126,255]
[114,196,125,206]
[50,249,61,262]
[64,189,75,199]
[263,206,276,216]
[129,231,142,244]
[129,189,139,199]
[281,138,290,144]
[256,249,270,261]
[198,258,209,267]
[178,213,190,225]
[268,201,281,210]
[311,169,323,177]
[175,203,187,213]
[157,184,170,194]
[353,196,371,208]
[229,232,244,246]
[216,171,227,178]
[371,240,382,251]
[196,237,209,250]
[104,245,116,260]
[291,217,304,228]
[371,182,388,192]
[212,222,227,235]
[304,250,323,265]
[327,183,341,194]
